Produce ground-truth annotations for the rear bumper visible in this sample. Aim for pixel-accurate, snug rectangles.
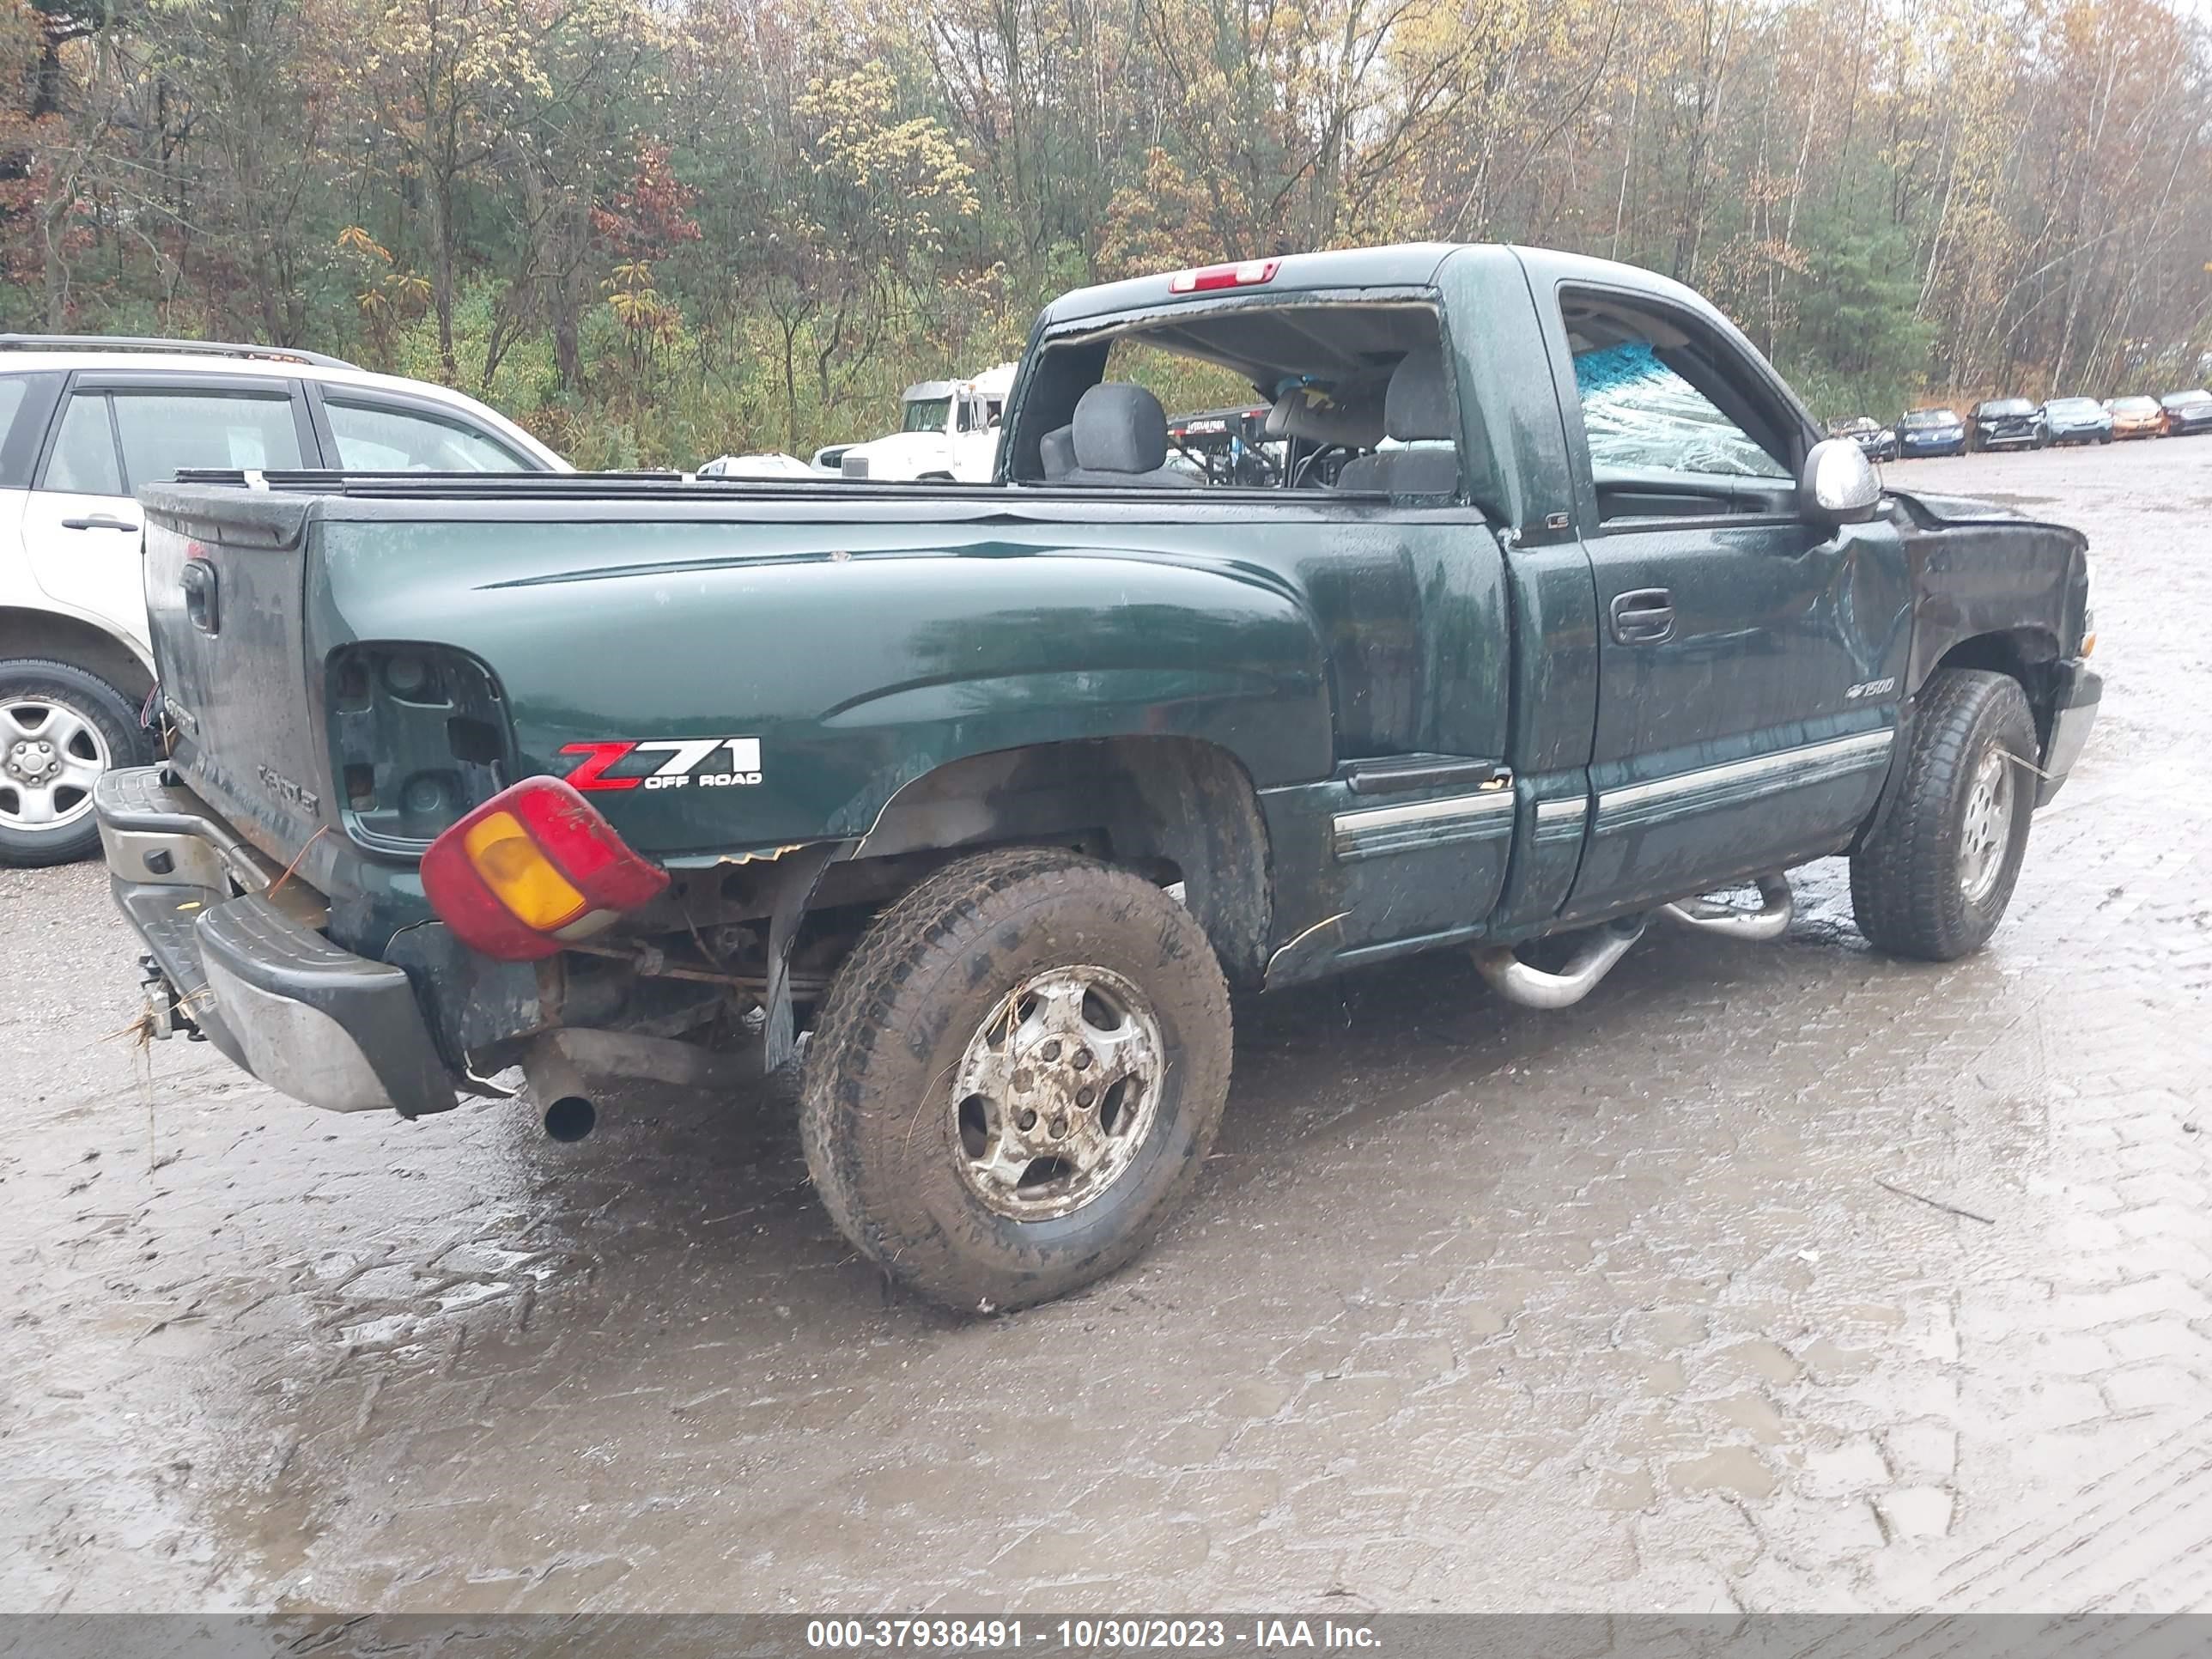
[96,767,456,1116]
[2037,662,2101,808]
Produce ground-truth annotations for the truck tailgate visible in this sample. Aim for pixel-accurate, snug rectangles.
[141,490,329,866]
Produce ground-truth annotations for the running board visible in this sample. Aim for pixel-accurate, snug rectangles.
[1473,917,1646,1010]
[1658,873,1793,941]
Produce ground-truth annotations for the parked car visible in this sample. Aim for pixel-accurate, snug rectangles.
[818,363,1015,483]
[99,244,2098,1314]
[2159,389,2212,435]
[697,452,814,479]
[2103,396,2164,440]
[1896,407,1966,458]
[2039,396,2113,446]
[1968,398,2044,452]
[1828,416,1898,462]
[0,334,566,866]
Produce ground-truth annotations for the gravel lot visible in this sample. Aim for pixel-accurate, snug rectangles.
[3,440,2208,1615]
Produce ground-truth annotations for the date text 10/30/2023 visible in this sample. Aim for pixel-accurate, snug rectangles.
[804,1619,1383,1651]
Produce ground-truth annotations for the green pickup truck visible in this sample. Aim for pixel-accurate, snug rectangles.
[96,243,2100,1312]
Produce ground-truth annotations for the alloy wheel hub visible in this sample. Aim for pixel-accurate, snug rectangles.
[0,699,109,832]
[1958,748,2014,905]
[949,964,1166,1221]
[8,740,59,783]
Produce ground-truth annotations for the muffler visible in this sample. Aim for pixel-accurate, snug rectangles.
[1473,916,1646,1011]
[1658,872,1793,941]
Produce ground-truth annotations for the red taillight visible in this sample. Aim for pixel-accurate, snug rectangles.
[420,776,668,961]
[1168,259,1279,295]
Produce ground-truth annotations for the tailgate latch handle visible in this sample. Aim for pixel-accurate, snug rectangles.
[182,559,221,635]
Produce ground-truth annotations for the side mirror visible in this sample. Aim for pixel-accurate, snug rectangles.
[1800,436,1882,526]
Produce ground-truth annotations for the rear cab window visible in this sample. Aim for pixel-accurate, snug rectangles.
[1012,294,1495,510]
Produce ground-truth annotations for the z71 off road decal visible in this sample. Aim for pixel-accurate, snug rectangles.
[559,738,763,792]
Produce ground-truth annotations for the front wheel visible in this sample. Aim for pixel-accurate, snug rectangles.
[800,848,1233,1313]
[1850,669,2038,962]
[0,658,148,867]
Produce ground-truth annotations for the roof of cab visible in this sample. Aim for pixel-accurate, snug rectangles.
[1042,243,1464,325]
[1041,240,1732,331]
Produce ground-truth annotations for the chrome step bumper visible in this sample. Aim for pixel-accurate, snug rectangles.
[96,767,455,1116]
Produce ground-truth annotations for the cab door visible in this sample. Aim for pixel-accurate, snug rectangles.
[1536,285,1911,916]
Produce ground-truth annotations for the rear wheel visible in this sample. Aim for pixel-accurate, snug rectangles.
[1850,669,2037,962]
[800,848,1232,1313]
[0,659,147,867]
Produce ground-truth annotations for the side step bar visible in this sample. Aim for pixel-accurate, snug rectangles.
[1659,873,1793,941]
[1474,917,1646,1010]
[1474,873,1793,1011]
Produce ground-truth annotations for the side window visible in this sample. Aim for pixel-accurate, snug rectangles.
[1570,338,1790,482]
[42,393,125,496]
[112,391,303,487]
[325,399,531,471]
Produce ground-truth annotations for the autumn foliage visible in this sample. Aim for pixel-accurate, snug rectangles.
[0,0,2206,464]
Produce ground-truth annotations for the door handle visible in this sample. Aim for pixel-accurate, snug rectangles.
[1609,587,1675,644]
[61,513,140,532]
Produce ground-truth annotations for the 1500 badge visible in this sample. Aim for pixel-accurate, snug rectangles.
[559,738,763,792]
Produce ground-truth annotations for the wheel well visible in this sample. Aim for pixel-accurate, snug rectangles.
[855,736,1274,987]
[1929,628,2063,747]
[0,609,153,702]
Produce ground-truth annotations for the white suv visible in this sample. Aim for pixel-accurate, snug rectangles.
[0,335,567,866]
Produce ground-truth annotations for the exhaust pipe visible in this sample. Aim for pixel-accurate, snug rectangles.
[1473,916,1646,1011]
[520,1028,761,1140]
[523,1036,597,1141]
[1659,872,1793,941]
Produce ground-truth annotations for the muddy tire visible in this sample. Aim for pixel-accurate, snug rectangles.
[799,848,1232,1313]
[1850,669,2038,963]
[0,659,147,867]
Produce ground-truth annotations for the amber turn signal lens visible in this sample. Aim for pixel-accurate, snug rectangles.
[461,809,588,930]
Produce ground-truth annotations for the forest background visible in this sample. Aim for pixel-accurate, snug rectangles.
[4,0,2205,465]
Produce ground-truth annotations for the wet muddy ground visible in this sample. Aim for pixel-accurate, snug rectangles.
[4,441,2209,1614]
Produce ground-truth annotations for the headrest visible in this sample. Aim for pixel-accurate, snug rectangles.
[1072,383,1170,475]
[1038,423,1076,480]
[1384,354,1455,441]
[1267,386,1386,450]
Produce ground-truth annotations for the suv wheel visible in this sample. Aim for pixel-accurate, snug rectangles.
[1849,669,2037,962]
[0,659,147,867]
[800,848,1233,1313]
